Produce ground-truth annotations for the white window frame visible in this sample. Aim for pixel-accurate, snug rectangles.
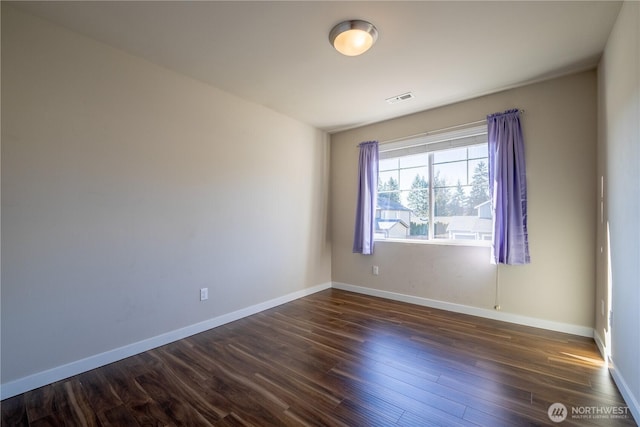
[377,124,491,246]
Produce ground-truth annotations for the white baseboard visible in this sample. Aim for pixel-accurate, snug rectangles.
[593,329,608,361]
[0,282,332,400]
[609,359,640,425]
[331,282,594,338]
[592,331,639,424]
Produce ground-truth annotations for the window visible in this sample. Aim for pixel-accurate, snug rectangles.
[376,125,491,243]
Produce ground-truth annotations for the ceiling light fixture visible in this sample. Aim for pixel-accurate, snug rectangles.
[329,20,378,56]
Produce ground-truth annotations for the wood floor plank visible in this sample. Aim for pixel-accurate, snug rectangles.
[0,394,28,426]
[77,369,124,416]
[461,406,538,427]
[24,385,58,423]
[174,344,301,427]
[329,397,401,427]
[397,405,478,427]
[97,404,141,427]
[326,368,468,422]
[2,289,637,426]
[98,363,152,409]
[134,369,215,426]
[214,412,253,427]
[54,378,102,426]
[29,415,69,427]
[127,399,176,426]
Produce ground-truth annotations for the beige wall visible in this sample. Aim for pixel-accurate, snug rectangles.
[331,71,597,330]
[1,5,331,386]
[597,1,640,419]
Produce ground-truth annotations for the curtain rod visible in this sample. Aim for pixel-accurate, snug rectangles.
[359,109,525,147]
[379,120,485,145]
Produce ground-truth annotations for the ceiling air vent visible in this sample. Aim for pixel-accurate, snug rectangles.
[386,92,415,104]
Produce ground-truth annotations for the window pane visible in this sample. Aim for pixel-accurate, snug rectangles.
[433,146,466,163]
[379,158,399,172]
[468,159,488,184]
[379,171,399,191]
[399,167,427,191]
[434,161,467,187]
[434,187,450,217]
[406,188,428,219]
[378,191,402,206]
[399,153,428,168]
[468,144,488,159]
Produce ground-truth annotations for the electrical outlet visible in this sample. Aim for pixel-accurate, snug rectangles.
[372,265,379,276]
[200,288,208,301]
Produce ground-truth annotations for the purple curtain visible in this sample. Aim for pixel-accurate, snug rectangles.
[487,109,530,265]
[353,141,379,255]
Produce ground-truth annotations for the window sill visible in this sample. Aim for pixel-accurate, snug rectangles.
[374,238,491,248]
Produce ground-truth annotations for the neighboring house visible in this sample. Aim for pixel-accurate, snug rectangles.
[376,196,411,238]
[376,218,410,239]
[475,200,492,219]
[440,200,493,240]
[443,216,492,240]
[376,197,492,240]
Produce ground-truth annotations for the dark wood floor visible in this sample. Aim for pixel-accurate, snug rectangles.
[2,289,636,426]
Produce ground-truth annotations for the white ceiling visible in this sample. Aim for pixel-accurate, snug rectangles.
[13,1,622,133]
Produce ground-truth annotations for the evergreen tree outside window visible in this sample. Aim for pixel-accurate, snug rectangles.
[407,175,428,219]
[378,176,400,204]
